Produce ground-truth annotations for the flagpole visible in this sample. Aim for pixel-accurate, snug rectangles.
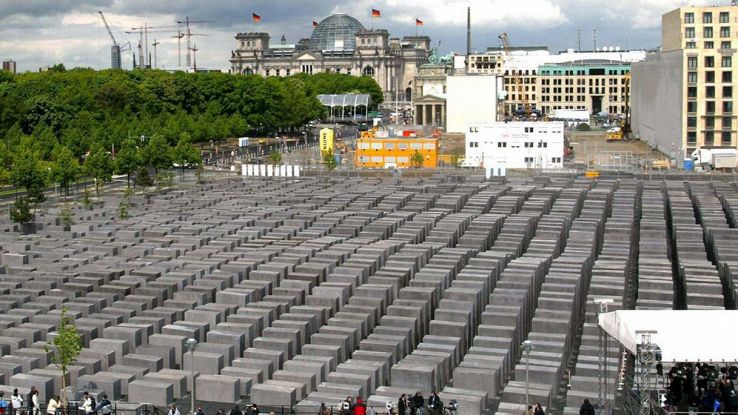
[415,18,418,37]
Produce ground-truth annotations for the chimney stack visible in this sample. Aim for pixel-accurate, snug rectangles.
[466,7,471,57]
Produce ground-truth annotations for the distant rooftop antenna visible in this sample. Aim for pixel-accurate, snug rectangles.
[593,28,597,51]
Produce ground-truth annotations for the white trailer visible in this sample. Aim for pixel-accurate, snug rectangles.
[692,148,737,170]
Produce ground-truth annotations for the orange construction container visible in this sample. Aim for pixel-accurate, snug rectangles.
[355,137,439,169]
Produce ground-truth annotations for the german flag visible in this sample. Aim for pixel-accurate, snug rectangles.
[416,18,423,26]
[371,9,381,17]
[312,21,319,28]
[252,13,261,23]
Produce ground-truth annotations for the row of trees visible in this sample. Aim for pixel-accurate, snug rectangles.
[0,69,383,184]
[9,132,201,225]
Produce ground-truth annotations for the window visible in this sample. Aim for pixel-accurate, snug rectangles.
[410,143,422,150]
[468,142,479,148]
[688,56,698,69]
[265,69,270,76]
[524,157,534,164]
[723,71,732,82]
[423,143,435,150]
[688,101,697,113]
[537,142,548,148]
[359,142,370,149]
[724,101,733,112]
[371,142,382,149]
[397,156,409,163]
[704,12,713,23]
[524,142,534,148]
[524,127,534,133]
[362,66,375,76]
[688,72,698,83]
[686,27,696,38]
[706,71,715,83]
[723,117,732,129]
[707,85,716,97]
[398,143,408,149]
[706,131,715,145]
[725,86,734,98]
[721,27,732,38]
[497,142,507,148]
[704,27,714,38]
[720,12,730,23]
[723,56,732,67]
[551,157,562,163]
[685,12,695,23]
[689,86,697,98]
[688,117,697,128]
[371,156,383,162]
[722,41,732,50]
[359,156,370,162]
[706,56,715,68]
[706,117,715,128]
[722,131,732,145]
[286,69,290,76]
[707,101,716,113]
[687,42,697,49]
[384,156,396,163]
[384,142,394,149]
[688,132,697,144]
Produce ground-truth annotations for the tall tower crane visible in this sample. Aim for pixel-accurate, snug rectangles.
[499,32,531,120]
[177,17,212,68]
[99,11,130,69]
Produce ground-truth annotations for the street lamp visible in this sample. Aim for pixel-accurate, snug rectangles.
[186,338,198,415]
[522,340,533,412]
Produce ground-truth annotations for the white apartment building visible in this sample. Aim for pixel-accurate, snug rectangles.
[463,121,565,169]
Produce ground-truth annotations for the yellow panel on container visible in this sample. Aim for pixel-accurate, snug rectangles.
[319,128,334,154]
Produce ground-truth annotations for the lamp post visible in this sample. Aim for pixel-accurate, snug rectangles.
[522,340,533,412]
[186,338,198,415]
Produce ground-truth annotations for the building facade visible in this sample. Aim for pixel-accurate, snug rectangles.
[445,75,501,133]
[355,137,439,168]
[2,60,16,74]
[229,14,430,103]
[632,4,738,158]
[463,121,565,168]
[538,60,631,116]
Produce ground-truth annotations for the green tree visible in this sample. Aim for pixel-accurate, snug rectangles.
[114,138,142,188]
[268,150,283,166]
[50,146,81,198]
[84,145,113,197]
[10,196,33,225]
[410,150,424,169]
[10,151,47,204]
[171,133,202,181]
[45,309,82,413]
[134,167,154,194]
[142,134,172,176]
[323,149,337,171]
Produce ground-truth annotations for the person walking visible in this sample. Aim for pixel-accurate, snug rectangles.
[46,396,60,415]
[10,390,22,415]
[79,392,94,415]
[29,388,40,415]
[411,392,424,415]
[195,407,205,415]
[353,397,366,415]
[397,394,409,415]
[580,399,595,415]
[0,392,9,415]
[428,392,442,415]
[534,403,545,415]
[168,405,181,415]
[95,394,112,415]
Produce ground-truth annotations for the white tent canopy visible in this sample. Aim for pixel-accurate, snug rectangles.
[598,310,738,362]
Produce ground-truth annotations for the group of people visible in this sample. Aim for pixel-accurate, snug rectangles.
[168,404,262,415]
[396,391,448,415]
[665,363,738,412]
[0,388,111,415]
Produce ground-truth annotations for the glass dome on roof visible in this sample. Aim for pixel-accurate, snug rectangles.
[309,14,365,51]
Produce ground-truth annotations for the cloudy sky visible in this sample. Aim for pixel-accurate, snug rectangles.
[0,0,721,73]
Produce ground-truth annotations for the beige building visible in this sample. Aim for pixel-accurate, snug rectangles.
[538,61,631,117]
[2,60,16,74]
[633,5,738,158]
[229,14,430,103]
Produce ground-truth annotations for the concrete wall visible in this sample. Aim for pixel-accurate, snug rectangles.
[631,50,684,156]
[446,75,499,133]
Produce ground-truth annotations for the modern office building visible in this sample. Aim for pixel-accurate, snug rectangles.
[632,4,738,158]
[229,13,431,102]
[463,121,565,168]
[2,60,16,74]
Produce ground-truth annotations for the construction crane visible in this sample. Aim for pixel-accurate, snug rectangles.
[498,32,531,120]
[171,30,208,68]
[98,11,130,69]
[126,25,178,68]
[152,39,160,69]
[177,17,212,67]
[191,44,199,72]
